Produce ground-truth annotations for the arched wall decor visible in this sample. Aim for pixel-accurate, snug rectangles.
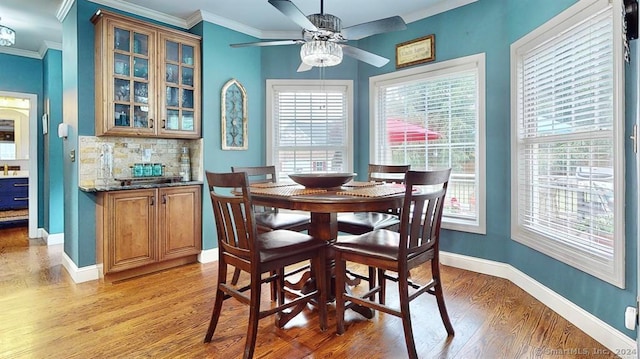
[221,78,248,150]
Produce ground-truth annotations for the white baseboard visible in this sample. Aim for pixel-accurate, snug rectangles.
[61,251,100,283]
[198,248,218,263]
[440,251,636,357]
[35,228,64,246]
[46,232,64,245]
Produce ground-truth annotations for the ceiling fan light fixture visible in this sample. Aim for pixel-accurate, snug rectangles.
[0,22,14,47]
[300,40,343,67]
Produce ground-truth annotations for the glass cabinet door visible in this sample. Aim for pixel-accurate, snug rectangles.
[109,24,155,134]
[159,34,200,137]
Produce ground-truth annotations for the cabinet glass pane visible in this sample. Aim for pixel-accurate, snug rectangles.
[182,111,194,131]
[166,40,179,62]
[114,28,130,51]
[182,67,194,87]
[166,64,178,84]
[133,58,148,79]
[166,86,179,107]
[114,79,130,101]
[114,104,131,127]
[166,110,179,130]
[114,54,130,76]
[182,45,194,65]
[133,82,148,104]
[133,33,148,55]
[134,106,149,128]
[182,89,193,109]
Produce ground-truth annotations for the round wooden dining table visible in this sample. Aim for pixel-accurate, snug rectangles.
[249,183,406,318]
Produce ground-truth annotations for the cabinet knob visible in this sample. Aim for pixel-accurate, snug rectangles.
[149,118,154,129]
[162,194,167,204]
[150,196,155,206]
[162,119,166,129]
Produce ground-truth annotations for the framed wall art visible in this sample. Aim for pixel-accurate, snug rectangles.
[221,78,248,150]
[395,34,435,68]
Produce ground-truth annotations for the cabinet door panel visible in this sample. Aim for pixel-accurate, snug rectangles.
[107,189,157,272]
[159,186,201,260]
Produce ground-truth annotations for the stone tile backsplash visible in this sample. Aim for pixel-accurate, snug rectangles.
[79,136,202,187]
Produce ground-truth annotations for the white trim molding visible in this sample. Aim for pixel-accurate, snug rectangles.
[440,251,636,357]
[198,248,218,264]
[61,252,100,283]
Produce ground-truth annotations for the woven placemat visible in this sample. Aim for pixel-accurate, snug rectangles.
[337,185,406,197]
[342,181,381,188]
[250,186,327,197]
[250,182,297,188]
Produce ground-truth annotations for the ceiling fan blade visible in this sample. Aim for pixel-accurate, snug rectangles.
[268,0,319,31]
[297,62,313,72]
[341,45,389,67]
[230,39,303,48]
[341,16,407,39]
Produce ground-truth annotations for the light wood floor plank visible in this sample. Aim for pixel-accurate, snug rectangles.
[0,227,618,358]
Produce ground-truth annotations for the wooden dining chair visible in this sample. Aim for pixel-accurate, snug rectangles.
[337,164,410,235]
[231,165,311,298]
[204,171,327,359]
[334,168,454,359]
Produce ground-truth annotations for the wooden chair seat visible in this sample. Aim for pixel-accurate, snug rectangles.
[336,212,400,234]
[255,212,310,233]
[334,169,454,359]
[337,164,409,235]
[204,171,327,359]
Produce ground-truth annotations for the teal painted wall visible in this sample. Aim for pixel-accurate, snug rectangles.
[193,21,264,249]
[42,49,64,234]
[347,0,636,336]
[0,53,45,227]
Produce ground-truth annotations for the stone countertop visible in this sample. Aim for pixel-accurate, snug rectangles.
[79,180,203,193]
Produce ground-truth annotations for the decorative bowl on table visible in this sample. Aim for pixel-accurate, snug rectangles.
[288,173,356,189]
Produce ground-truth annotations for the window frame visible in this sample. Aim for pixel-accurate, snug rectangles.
[510,0,625,287]
[266,79,354,178]
[369,53,486,234]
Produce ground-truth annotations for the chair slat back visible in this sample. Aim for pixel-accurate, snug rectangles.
[398,169,451,255]
[206,171,257,262]
[231,166,278,213]
[368,164,410,184]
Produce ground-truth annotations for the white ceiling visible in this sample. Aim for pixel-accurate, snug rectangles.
[0,0,475,57]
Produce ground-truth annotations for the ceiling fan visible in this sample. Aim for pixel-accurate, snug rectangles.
[230,0,407,72]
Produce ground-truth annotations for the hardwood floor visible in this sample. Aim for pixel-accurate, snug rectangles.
[0,227,617,358]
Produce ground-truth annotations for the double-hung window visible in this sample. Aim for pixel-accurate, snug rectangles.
[370,54,486,233]
[511,0,625,287]
[266,80,353,179]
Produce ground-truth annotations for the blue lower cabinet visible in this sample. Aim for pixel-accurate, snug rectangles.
[0,177,29,210]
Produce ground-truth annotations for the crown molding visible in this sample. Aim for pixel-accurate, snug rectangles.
[0,46,41,59]
[197,10,262,38]
[403,0,477,24]
[87,0,187,29]
[56,0,75,22]
[39,41,63,58]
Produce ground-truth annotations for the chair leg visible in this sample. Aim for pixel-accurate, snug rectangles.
[378,268,386,305]
[398,271,418,359]
[243,271,262,359]
[231,267,241,285]
[432,260,454,336]
[367,266,376,302]
[204,261,228,343]
[335,252,347,335]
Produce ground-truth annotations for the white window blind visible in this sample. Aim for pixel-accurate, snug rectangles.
[511,0,624,287]
[370,54,485,233]
[267,80,353,180]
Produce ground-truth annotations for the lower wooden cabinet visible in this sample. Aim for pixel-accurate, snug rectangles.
[96,185,201,281]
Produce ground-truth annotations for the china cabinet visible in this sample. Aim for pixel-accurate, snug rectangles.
[96,185,202,281]
[92,10,201,139]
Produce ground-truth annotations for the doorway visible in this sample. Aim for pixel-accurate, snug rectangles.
[0,91,38,239]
